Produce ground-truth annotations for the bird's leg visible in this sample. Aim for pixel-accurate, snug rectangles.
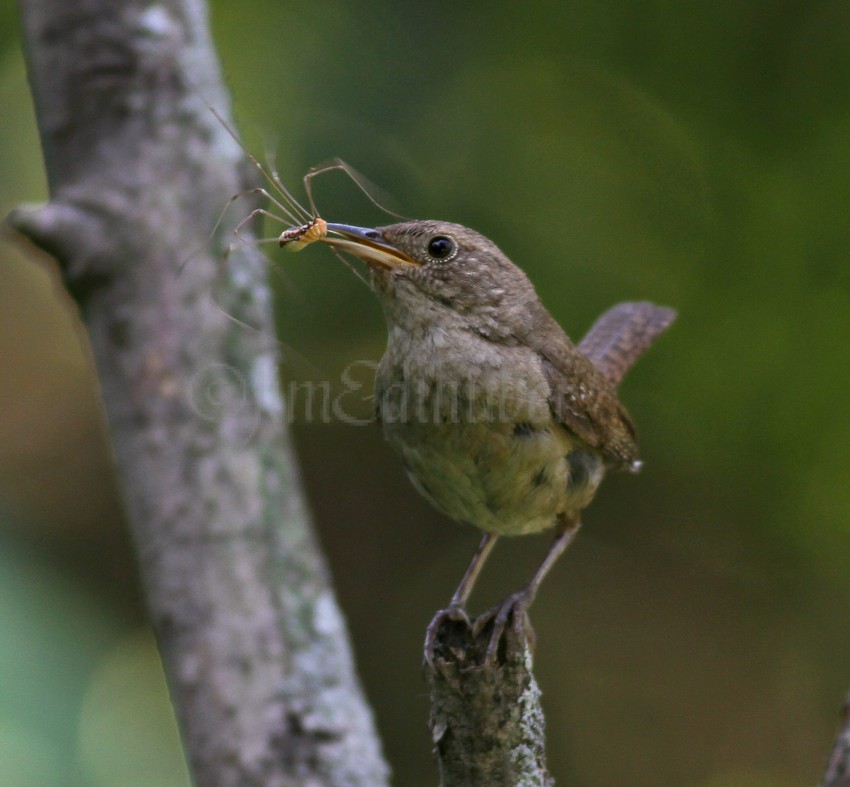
[478,513,582,663]
[449,531,499,609]
[424,532,498,667]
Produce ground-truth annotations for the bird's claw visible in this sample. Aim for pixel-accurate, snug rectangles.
[473,588,534,665]
[423,605,471,670]
[424,589,536,670]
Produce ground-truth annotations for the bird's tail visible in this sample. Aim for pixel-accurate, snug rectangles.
[578,301,676,388]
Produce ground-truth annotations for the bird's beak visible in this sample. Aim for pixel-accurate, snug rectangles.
[321,223,419,269]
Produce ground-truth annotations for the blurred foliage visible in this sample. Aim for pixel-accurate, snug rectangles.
[2,1,850,785]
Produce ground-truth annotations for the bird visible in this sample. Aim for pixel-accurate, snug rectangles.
[293,219,675,660]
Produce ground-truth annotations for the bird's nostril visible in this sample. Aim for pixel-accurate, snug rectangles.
[364,230,381,240]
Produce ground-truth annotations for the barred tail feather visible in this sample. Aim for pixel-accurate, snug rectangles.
[578,301,676,387]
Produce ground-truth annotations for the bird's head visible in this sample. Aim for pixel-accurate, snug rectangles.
[320,220,539,338]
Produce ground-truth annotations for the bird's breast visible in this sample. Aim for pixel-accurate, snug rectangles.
[374,329,604,534]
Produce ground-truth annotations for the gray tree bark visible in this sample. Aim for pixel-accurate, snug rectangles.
[9,0,389,784]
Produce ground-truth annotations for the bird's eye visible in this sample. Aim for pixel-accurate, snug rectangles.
[426,235,457,261]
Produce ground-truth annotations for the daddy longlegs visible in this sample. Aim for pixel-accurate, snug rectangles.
[184,106,409,352]
[208,104,407,288]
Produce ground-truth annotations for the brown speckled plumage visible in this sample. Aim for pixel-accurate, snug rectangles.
[317,218,674,618]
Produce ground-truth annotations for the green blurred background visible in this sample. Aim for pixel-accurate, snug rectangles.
[2,1,850,785]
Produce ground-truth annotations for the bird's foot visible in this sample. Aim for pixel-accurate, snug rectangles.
[472,587,535,665]
[423,605,471,670]
[423,590,536,671]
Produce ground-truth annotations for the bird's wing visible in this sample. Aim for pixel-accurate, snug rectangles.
[518,303,639,468]
[578,301,677,388]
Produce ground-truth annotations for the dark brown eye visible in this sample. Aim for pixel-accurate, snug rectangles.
[427,235,456,261]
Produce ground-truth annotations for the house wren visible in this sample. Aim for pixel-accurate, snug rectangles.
[292,219,675,657]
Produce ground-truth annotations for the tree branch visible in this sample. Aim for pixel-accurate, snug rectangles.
[9,0,389,783]
[426,609,553,786]
[822,693,850,787]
